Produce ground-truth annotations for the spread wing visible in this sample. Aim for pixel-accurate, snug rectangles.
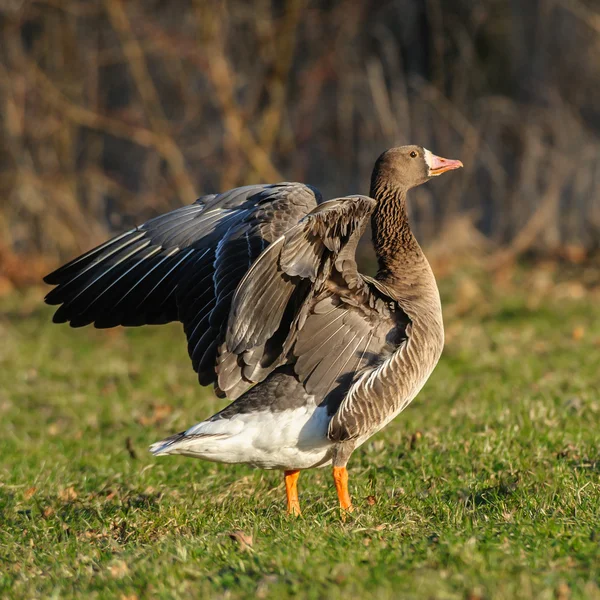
[217,196,411,410]
[44,182,321,385]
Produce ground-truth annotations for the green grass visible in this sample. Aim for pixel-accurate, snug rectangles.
[1,268,599,599]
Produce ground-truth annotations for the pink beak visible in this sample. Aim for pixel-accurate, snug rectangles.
[427,152,463,176]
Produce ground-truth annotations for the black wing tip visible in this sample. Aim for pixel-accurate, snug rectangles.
[43,264,69,285]
[44,292,60,306]
[51,311,68,324]
[49,307,92,328]
[93,320,117,329]
[68,315,96,328]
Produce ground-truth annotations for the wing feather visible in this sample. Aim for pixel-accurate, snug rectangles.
[216,195,399,401]
[44,182,322,388]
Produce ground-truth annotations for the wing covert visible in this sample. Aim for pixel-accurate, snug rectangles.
[217,195,410,403]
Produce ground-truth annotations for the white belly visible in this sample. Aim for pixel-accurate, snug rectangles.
[152,404,335,470]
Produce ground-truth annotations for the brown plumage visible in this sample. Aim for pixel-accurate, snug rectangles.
[44,145,463,514]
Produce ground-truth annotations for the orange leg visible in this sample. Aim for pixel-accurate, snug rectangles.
[284,470,301,516]
[333,466,353,512]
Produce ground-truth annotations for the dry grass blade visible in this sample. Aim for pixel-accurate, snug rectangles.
[227,530,254,552]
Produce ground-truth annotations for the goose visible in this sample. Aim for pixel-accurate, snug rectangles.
[44,146,462,514]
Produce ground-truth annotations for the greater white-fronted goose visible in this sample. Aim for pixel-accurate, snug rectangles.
[44,146,462,514]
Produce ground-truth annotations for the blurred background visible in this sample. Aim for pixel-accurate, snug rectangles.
[0,0,599,287]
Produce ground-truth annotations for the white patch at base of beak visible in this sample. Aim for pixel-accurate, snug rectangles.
[423,148,434,175]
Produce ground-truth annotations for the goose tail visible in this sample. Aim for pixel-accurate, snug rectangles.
[149,419,235,457]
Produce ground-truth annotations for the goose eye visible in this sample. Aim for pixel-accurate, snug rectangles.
[410,151,417,158]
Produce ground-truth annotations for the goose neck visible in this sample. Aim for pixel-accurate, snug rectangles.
[370,184,420,279]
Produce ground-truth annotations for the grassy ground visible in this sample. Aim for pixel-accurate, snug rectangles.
[1,266,599,599]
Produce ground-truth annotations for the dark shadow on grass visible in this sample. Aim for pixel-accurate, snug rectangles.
[454,477,519,509]
[2,490,165,532]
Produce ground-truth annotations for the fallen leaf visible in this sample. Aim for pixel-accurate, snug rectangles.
[101,382,117,396]
[334,572,346,584]
[59,487,78,501]
[366,495,377,506]
[228,530,253,552]
[109,561,129,579]
[43,507,54,518]
[572,326,585,341]
[137,404,173,426]
[555,581,571,600]
[24,486,37,500]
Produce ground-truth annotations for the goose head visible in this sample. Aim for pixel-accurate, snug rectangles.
[371,145,463,192]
